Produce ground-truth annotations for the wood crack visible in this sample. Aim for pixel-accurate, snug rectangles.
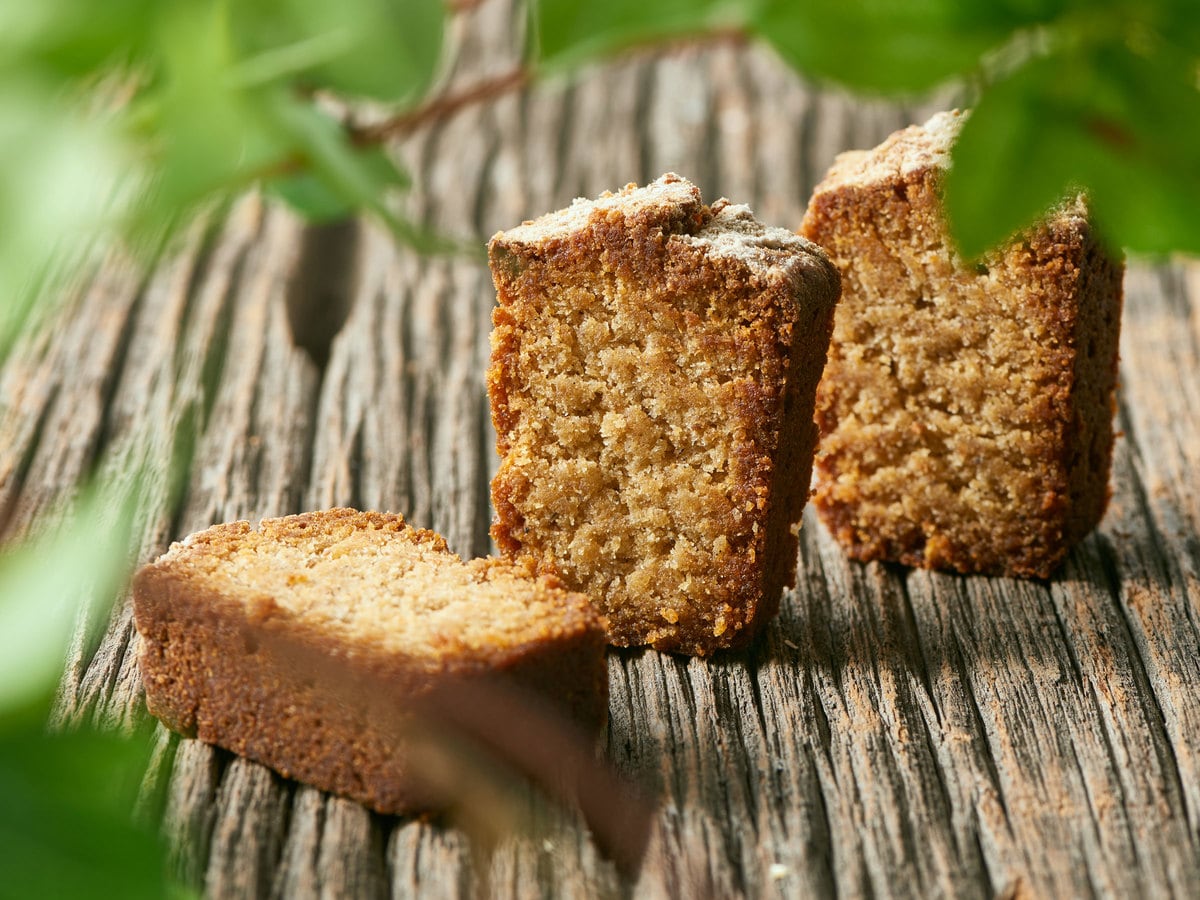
[0,381,59,540]
[952,629,1014,829]
[285,219,360,370]
[1106,399,1199,836]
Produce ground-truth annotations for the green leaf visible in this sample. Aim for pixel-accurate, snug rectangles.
[267,145,410,222]
[1152,0,1200,61]
[126,3,293,240]
[267,171,357,222]
[261,92,400,214]
[0,421,181,897]
[0,478,138,714]
[229,0,445,102]
[0,719,178,900]
[0,79,133,361]
[1078,43,1200,255]
[261,91,462,252]
[945,41,1200,258]
[0,0,157,78]
[532,0,754,72]
[753,0,1050,94]
[943,64,1077,258]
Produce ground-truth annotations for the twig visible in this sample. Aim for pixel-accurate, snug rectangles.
[349,66,530,145]
[348,27,750,146]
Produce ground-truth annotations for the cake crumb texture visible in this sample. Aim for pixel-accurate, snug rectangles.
[801,111,1124,578]
[488,173,840,654]
[133,507,608,814]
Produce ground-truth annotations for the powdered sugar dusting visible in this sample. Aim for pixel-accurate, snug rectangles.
[817,109,965,193]
[682,201,827,276]
[495,173,701,245]
[494,173,829,282]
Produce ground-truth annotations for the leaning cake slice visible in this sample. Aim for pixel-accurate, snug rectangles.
[801,110,1124,577]
[133,508,607,814]
[487,173,840,655]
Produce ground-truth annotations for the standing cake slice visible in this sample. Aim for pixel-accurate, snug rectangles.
[801,110,1124,578]
[133,508,607,815]
[488,174,840,655]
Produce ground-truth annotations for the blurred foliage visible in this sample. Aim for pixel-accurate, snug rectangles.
[0,474,187,897]
[0,715,181,900]
[0,481,136,714]
[0,0,444,358]
[534,0,1200,258]
[2,0,1198,893]
[946,36,1200,257]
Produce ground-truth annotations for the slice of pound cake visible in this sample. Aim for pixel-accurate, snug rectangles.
[133,508,607,814]
[801,110,1124,578]
[487,174,840,655]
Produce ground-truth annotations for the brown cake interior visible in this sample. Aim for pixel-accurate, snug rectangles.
[802,113,1123,577]
[489,176,839,653]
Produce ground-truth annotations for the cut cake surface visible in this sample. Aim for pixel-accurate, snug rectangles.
[488,173,840,655]
[801,110,1124,577]
[133,508,608,814]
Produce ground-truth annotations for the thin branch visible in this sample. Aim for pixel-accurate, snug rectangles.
[349,66,530,145]
[348,28,750,146]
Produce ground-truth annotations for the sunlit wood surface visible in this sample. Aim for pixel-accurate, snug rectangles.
[5,1,1199,896]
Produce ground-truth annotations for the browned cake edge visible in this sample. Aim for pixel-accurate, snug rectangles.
[803,159,1123,578]
[133,510,609,815]
[487,181,840,654]
[1059,226,1124,560]
[743,265,839,643]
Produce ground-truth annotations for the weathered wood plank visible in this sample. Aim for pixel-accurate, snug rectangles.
[0,254,146,542]
[1101,262,1200,850]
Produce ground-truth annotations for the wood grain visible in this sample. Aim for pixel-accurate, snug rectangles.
[2,0,1196,896]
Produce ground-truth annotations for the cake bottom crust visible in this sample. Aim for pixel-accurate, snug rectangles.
[814,497,1078,580]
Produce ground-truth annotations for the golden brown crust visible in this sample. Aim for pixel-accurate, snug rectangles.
[133,508,608,815]
[487,175,840,654]
[801,114,1123,578]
